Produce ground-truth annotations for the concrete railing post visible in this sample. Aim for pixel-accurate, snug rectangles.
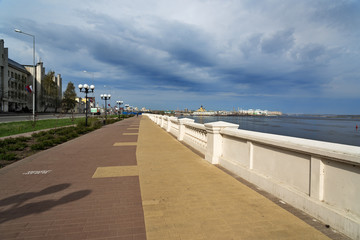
[167,117,177,132]
[178,118,195,141]
[156,115,160,125]
[160,116,165,128]
[205,121,239,164]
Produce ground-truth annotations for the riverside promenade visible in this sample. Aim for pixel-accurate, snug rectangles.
[0,116,344,239]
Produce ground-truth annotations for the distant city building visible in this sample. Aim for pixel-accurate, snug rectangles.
[238,108,282,116]
[141,107,150,112]
[75,97,95,114]
[196,105,206,112]
[0,39,62,113]
[192,105,216,116]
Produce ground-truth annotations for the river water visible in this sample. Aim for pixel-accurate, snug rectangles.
[182,115,360,147]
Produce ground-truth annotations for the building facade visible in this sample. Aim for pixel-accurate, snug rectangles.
[75,97,95,114]
[1,40,32,112]
[0,39,62,113]
[25,63,62,112]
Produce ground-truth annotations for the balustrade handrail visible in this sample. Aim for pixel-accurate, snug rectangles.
[222,128,360,165]
[170,118,179,123]
[184,122,206,131]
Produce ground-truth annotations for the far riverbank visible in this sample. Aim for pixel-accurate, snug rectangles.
[181,115,360,147]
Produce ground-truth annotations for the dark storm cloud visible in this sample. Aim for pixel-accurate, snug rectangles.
[312,1,360,32]
[261,29,295,55]
[1,0,359,113]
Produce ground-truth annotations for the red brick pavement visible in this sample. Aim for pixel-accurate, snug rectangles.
[0,117,145,240]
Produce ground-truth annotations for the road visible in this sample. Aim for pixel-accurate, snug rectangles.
[0,113,86,123]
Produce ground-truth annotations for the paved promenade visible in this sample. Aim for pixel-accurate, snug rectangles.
[0,116,341,239]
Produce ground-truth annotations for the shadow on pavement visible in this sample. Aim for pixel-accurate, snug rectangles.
[0,183,71,208]
[0,184,91,224]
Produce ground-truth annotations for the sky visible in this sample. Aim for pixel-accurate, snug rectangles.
[0,0,359,114]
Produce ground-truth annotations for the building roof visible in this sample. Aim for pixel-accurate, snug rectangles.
[8,58,30,74]
[196,105,206,112]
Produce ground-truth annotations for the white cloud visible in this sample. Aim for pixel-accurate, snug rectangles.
[1,0,359,113]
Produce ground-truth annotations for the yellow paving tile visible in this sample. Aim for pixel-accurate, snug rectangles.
[92,166,138,178]
[113,142,137,146]
[136,116,331,240]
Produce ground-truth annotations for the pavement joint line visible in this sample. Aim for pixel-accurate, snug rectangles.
[127,128,139,130]
[123,133,139,135]
[92,166,139,178]
[113,142,137,146]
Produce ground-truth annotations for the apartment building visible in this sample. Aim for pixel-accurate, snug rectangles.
[0,39,62,113]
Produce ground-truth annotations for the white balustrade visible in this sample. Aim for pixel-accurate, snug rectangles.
[183,122,208,154]
[162,116,168,130]
[170,118,180,137]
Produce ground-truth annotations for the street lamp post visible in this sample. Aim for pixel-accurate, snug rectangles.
[101,94,111,124]
[116,100,123,120]
[78,84,95,127]
[15,29,36,122]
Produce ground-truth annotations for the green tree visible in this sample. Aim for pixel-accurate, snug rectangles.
[62,82,77,113]
[41,71,60,112]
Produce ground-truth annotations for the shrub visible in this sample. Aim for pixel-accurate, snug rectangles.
[37,131,48,137]
[66,132,79,139]
[7,142,27,151]
[37,134,55,141]
[31,143,46,150]
[42,140,55,148]
[58,136,68,143]
[17,136,31,142]
[105,118,118,124]
[77,118,101,129]
[31,131,48,138]
[0,152,17,161]
[55,127,76,135]
[31,132,39,137]
[3,138,17,145]
[92,121,102,129]
[76,127,87,134]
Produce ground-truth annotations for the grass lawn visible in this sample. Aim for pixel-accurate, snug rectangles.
[0,117,84,137]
